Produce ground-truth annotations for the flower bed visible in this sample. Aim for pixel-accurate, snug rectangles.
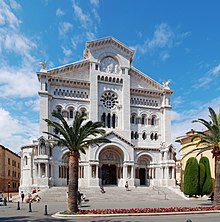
[78,206,220,215]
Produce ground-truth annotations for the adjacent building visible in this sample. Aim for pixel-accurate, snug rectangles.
[20,37,176,193]
[0,145,21,193]
[176,129,215,190]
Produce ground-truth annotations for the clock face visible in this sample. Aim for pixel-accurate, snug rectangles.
[100,57,119,74]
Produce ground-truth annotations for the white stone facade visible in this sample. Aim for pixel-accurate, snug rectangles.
[20,37,176,193]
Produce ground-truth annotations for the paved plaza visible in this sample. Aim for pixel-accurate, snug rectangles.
[0,186,213,219]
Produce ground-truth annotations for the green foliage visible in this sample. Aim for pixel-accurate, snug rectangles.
[184,157,199,195]
[199,162,206,194]
[199,157,212,195]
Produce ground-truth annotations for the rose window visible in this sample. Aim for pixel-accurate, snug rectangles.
[101,91,118,109]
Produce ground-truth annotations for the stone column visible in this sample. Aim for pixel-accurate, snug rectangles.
[123,165,127,179]
[96,165,99,179]
[38,163,41,178]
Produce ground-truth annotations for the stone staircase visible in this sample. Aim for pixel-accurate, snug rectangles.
[37,186,185,203]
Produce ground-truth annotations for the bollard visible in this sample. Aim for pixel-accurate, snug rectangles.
[3,198,7,206]
[17,201,20,210]
[28,202,32,212]
[44,205,48,215]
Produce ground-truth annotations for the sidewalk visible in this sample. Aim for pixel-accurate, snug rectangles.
[0,186,215,218]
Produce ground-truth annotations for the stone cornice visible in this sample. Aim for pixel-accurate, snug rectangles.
[84,36,135,62]
[134,147,160,152]
[48,77,90,89]
[129,67,173,95]
[130,88,163,97]
[37,59,90,80]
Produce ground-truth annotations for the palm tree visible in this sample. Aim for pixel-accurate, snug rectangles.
[43,111,111,213]
[180,107,220,206]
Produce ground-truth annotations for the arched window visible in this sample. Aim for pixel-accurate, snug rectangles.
[142,132,147,140]
[24,156,28,165]
[134,132,139,139]
[69,109,74,119]
[141,115,146,125]
[151,115,157,126]
[150,133,154,140]
[155,133,158,140]
[131,131,134,139]
[112,114,116,128]
[131,114,136,124]
[56,106,62,114]
[101,113,106,127]
[107,113,111,128]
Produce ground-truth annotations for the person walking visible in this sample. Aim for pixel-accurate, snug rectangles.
[21,191,25,203]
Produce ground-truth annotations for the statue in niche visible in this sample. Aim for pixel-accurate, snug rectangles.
[40,142,46,155]
[100,57,119,74]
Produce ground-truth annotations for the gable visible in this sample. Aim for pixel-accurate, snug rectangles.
[129,67,164,91]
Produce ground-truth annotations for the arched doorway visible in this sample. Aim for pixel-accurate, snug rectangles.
[136,154,152,186]
[99,146,124,186]
[101,164,117,185]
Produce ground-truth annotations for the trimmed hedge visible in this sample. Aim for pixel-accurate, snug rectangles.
[184,157,199,195]
[199,157,212,195]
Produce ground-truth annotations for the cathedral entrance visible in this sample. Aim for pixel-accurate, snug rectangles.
[99,145,124,186]
[101,164,117,185]
[139,168,146,185]
[137,154,152,187]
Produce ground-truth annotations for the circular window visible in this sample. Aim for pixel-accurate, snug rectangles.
[101,91,118,109]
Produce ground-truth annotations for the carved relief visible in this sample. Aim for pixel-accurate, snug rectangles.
[100,57,119,74]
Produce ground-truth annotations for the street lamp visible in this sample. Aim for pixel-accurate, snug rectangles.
[7,182,10,202]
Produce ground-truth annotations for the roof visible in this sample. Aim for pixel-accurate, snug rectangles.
[83,36,135,62]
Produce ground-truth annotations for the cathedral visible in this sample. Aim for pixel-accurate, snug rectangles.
[20,37,176,193]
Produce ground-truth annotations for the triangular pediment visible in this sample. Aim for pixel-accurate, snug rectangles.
[105,131,134,148]
[129,67,164,91]
[84,36,135,62]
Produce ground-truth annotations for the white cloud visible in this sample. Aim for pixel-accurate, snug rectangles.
[9,0,21,10]
[0,65,39,98]
[24,98,39,112]
[90,0,99,7]
[86,31,96,40]
[0,1,21,29]
[172,96,220,155]
[160,51,170,62]
[72,0,91,29]
[211,64,220,75]
[62,46,72,57]
[0,108,39,153]
[58,22,73,37]
[56,8,65,17]
[194,63,220,89]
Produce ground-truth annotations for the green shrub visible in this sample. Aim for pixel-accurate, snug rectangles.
[184,157,199,195]
[199,157,212,195]
[199,162,205,194]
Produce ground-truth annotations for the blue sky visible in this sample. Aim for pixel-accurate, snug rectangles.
[1,0,220,154]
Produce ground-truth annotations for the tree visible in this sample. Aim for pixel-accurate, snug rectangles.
[180,107,220,206]
[184,157,199,196]
[199,157,212,195]
[44,111,111,213]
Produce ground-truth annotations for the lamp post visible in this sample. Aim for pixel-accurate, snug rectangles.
[7,182,10,202]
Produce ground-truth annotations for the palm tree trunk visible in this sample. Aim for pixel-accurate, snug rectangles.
[214,150,220,206]
[67,151,79,213]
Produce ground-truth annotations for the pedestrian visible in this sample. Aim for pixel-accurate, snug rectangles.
[100,186,106,193]
[21,191,25,203]
[125,181,129,191]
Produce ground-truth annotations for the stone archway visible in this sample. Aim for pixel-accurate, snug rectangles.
[136,154,152,186]
[99,146,124,186]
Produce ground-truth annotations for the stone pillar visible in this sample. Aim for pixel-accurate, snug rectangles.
[123,165,127,179]
[131,165,134,179]
[38,163,41,178]
[45,163,48,177]
[96,165,99,179]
